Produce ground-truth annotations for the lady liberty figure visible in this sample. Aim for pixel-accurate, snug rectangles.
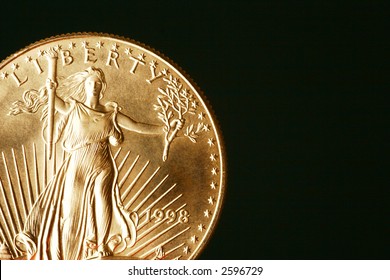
[9,66,182,259]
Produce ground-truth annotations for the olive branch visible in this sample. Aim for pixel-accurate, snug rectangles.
[154,75,205,161]
[184,123,205,143]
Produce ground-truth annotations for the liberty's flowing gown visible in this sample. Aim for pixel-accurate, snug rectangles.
[15,100,137,259]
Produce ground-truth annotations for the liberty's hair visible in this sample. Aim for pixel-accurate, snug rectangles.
[9,66,107,116]
[58,66,107,102]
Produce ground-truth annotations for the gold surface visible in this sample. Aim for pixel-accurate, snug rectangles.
[0,33,225,260]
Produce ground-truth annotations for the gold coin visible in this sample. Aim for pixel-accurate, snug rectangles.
[0,33,225,260]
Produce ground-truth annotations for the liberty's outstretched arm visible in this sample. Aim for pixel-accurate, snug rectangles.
[116,112,165,135]
[117,111,184,135]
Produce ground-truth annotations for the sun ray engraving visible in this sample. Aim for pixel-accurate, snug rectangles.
[0,214,11,248]
[164,197,185,212]
[0,228,10,257]
[139,188,181,219]
[118,154,140,188]
[0,224,8,246]
[0,209,11,241]
[2,152,23,231]
[11,149,28,220]
[113,147,122,160]
[0,180,18,237]
[137,218,168,240]
[127,221,183,256]
[0,208,18,258]
[127,167,162,211]
[117,150,131,172]
[22,145,34,209]
[121,160,150,203]
[32,143,41,197]
[173,203,186,212]
[137,187,180,230]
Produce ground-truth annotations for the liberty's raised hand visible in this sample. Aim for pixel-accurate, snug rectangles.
[46,78,58,91]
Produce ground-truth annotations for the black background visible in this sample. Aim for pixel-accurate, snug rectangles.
[0,1,388,259]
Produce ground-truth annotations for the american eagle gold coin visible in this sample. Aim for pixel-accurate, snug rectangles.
[0,33,225,260]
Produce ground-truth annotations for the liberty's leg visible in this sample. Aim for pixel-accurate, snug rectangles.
[61,174,86,259]
[94,171,114,257]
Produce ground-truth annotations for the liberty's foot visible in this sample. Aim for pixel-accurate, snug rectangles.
[98,244,113,258]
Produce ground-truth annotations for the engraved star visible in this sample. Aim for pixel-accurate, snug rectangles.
[191,101,198,108]
[25,56,33,63]
[210,153,218,161]
[150,60,158,68]
[54,44,62,51]
[138,53,146,61]
[211,168,219,176]
[210,181,218,189]
[183,246,191,254]
[96,41,104,49]
[198,112,205,120]
[11,63,19,71]
[207,138,215,146]
[0,72,9,79]
[81,41,89,48]
[204,209,211,218]
[172,77,180,85]
[124,48,133,56]
[203,124,210,132]
[37,50,45,57]
[198,224,205,232]
[69,42,76,49]
[208,196,215,205]
[161,68,169,76]
[190,235,198,243]
[111,43,119,51]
